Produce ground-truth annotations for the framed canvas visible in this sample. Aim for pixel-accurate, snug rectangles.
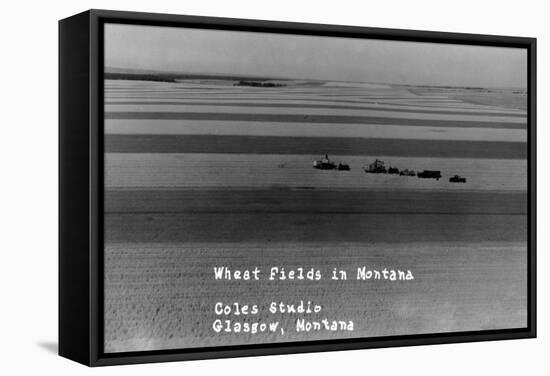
[59,9,536,366]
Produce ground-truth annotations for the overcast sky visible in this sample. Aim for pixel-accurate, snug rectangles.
[105,23,527,88]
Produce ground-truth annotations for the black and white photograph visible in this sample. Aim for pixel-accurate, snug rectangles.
[3,0,549,374]
[102,22,529,353]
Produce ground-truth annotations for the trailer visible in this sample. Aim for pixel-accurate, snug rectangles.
[337,163,350,171]
[450,175,467,183]
[417,170,442,180]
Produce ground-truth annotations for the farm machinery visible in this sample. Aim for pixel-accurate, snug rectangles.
[364,159,387,173]
[313,155,350,171]
[313,154,336,170]
[417,170,442,180]
[399,169,416,176]
[311,156,467,183]
[363,159,408,176]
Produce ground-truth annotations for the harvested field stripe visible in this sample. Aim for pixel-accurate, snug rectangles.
[104,212,527,243]
[104,95,519,111]
[104,104,524,124]
[104,188,527,215]
[104,93,458,101]
[104,101,527,118]
[104,98,526,114]
[104,112,525,130]
[104,134,527,159]
[105,92,457,101]
[104,119,527,143]
[103,91,453,100]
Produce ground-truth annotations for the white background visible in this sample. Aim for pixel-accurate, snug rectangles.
[0,0,547,374]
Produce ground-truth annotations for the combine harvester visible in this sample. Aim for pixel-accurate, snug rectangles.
[388,166,400,174]
[313,155,350,171]
[364,159,410,176]
[364,159,387,173]
[417,170,442,180]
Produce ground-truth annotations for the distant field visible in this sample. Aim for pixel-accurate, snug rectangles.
[105,111,525,130]
[406,86,528,111]
[106,120,527,143]
[104,101,527,117]
[105,104,525,124]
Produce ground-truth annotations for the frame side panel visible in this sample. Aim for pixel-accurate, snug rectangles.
[59,10,92,366]
[528,39,537,337]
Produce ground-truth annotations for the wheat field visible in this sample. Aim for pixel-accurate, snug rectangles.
[103,78,527,353]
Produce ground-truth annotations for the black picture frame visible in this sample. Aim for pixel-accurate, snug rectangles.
[59,9,537,367]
